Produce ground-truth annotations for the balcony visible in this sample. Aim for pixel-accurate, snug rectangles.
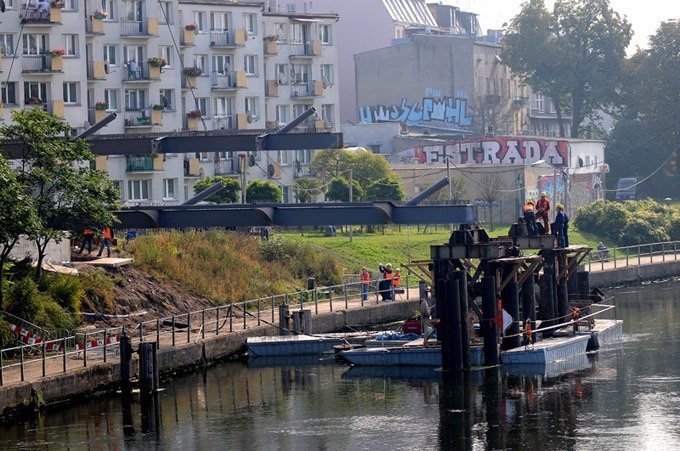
[214,158,236,175]
[264,39,277,55]
[121,18,159,37]
[126,155,163,172]
[124,110,156,128]
[47,99,64,118]
[265,80,278,97]
[211,71,246,90]
[87,60,107,80]
[20,5,63,25]
[22,55,63,73]
[209,29,246,48]
[86,17,106,35]
[512,97,529,108]
[123,61,161,82]
[289,40,322,58]
[213,115,235,130]
[184,158,201,177]
[291,81,323,98]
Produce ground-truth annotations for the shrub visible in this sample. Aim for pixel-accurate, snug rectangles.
[574,200,630,242]
[34,301,76,331]
[667,214,680,241]
[6,278,41,321]
[619,218,669,246]
[47,274,84,313]
[0,321,14,348]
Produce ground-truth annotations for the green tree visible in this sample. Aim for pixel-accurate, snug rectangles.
[502,0,632,138]
[246,179,282,203]
[0,157,39,308]
[1,108,120,280]
[325,177,364,202]
[311,148,394,195]
[364,176,405,202]
[293,177,322,203]
[193,176,241,203]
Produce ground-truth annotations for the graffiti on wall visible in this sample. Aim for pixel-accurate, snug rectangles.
[395,137,569,167]
[359,89,472,127]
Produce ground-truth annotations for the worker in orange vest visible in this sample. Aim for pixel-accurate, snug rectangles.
[523,200,538,237]
[360,267,371,301]
[536,192,551,234]
[77,229,94,254]
[96,228,114,258]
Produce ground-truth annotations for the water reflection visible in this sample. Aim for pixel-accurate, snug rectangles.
[3,280,680,449]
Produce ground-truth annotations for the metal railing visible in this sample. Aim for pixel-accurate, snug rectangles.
[0,276,412,386]
[585,240,680,272]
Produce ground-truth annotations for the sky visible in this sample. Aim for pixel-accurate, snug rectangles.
[441,0,680,53]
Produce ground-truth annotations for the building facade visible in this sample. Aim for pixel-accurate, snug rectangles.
[1,0,339,205]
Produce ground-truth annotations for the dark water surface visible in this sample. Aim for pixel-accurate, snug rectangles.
[2,280,680,450]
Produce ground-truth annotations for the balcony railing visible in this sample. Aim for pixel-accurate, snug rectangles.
[209,29,246,47]
[211,71,236,89]
[123,110,154,127]
[289,40,322,57]
[121,18,153,37]
[126,156,155,172]
[21,55,55,73]
[213,115,235,130]
[123,61,161,81]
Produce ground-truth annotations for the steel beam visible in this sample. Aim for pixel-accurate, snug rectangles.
[2,131,344,158]
[113,202,475,229]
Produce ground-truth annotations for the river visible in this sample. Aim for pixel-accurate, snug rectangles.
[2,279,680,450]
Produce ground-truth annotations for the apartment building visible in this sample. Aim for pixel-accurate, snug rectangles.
[0,0,339,205]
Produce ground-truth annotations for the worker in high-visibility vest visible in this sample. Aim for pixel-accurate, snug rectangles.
[96,228,114,258]
[360,267,371,301]
[77,229,94,254]
[523,200,538,237]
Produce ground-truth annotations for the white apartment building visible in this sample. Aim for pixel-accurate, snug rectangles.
[0,0,339,205]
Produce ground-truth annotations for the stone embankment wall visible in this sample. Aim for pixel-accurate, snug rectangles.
[589,260,680,288]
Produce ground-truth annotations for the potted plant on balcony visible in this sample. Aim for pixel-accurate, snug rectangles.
[91,9,107,32]
[45,48,66,71]
[48,0,64,22]
[264,35,278,54]
[183,66,203,88]
[147,56,166,78]
[94,100,109,121]
[183,23,198,45]
[186,109,201,129]
[50,0,65,7]
[151,104,164,125]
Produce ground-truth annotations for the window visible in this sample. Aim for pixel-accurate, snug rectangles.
[275,64,288,84]
[63,82,78,104]
[210,12,231,31]
[158,1,172,24]
[290,23,303,43]
[101,0,115,20]
[320,64,333,85]
[112,180,124,200]
[4,0,16,8]
[193,54,206,72]
[163,178,177,200]
[104,89,119,110]
[0,34,16,57]
[123,45,144,65]
[103,45,117,66]
[1,82,17,105]
[212,55,232,75]
[22,34,47,55]
[197,97,209,117]
[244,55,257,76]
[64,0,77,11]
[296,149,313,164]
[244,13,257,35]
[272,23,286,41]
[292,104,309,118]
[276,104,289,125]
[124,1,143,22]
[535,94,544,111]
[64,35,78,56]
[128,179,151,201]
[319,24,331,44]
[23,82,47,103]
[321,104,334,125]
[292,64,310,84]
[193,11,205,32]
[245,97,258,117]
[159,46,172,67]
[125,88,147,110]
[278,150,290,165]
[213,96,232,117]
[160,88,174,110]
[197,152,209,161]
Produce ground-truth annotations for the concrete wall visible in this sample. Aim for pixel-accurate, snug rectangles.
[5,236,72,265]
[590,261,680,288]
[0,299,418,416]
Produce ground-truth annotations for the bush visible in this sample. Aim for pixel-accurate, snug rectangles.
[0,321,15,348]
[574,200,630,242]
[34,301,76,331]
[47,274,85,313]
[667,214,680,241]
[6,278,41,320]
[619,218,669,246]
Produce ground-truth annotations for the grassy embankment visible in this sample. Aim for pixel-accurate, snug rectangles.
[282,224,602,274]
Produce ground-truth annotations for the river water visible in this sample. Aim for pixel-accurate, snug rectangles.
[2,280,680,450]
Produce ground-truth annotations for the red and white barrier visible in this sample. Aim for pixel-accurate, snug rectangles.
[76,335,120,351]
[6,322,62,351]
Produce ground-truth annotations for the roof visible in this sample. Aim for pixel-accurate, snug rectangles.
[382,0,437,27]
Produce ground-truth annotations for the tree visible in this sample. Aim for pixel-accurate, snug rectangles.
[325,177,364,202]
[364,176,406,202]
[311,148,394,195]
[502,0,632,138]
[193,176,241,203]
[478,174,506,231]
[293,177,322,203]
[246,179,282,203]
[1,108,120,280]
[0,157,39,308]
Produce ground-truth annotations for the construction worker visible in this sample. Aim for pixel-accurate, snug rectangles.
[77,229,94,254]
[523,200,538,237]
[96,227,114,258]
[378,263,394,301]
[536,192,551,234]
[360,267,371,301]
[554,204,569,248]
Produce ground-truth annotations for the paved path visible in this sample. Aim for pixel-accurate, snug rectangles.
[585,252,680,272]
